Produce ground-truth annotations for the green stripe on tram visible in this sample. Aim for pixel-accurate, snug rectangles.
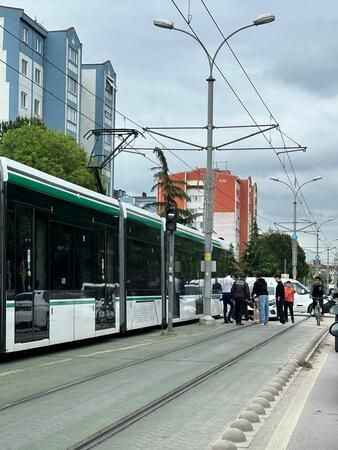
[8,172,120,217]
[127,296,161,302]
[50,299,95,306]
[127,212,162,229]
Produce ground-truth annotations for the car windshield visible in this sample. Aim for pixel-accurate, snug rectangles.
[291,282,308,294]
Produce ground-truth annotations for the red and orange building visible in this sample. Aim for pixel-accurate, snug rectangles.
[157,168,257,257]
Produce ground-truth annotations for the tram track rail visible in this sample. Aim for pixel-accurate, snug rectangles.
[68,318,309,450]
[0,320,258,413]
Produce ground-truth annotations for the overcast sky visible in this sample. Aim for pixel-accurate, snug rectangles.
[2,0,338,262]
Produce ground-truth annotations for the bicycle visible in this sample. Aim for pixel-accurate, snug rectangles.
[312,298,321,326]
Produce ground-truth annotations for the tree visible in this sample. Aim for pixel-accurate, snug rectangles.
[0,117,44,139]
[0,123,97,190]
[150,147,198,225]
[241,230,309,280]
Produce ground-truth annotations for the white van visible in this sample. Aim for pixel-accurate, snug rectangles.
[246,277,312,318]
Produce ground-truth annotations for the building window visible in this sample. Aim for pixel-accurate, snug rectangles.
[20,91,28,109]
[21,59,28,76]
[34,99,41,117]
[105,77,114,95]
[67,106,77,124]
[22,27,29,44]
[35,38,43,54]
[34,67,41,85]
[68,77,77,96]
[68,47,78,66]
[104,109,112,121]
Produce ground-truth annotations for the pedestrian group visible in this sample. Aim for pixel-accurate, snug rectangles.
[216,274,325,326]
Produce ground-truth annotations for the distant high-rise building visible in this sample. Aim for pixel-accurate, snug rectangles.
[80,61,117,190]
[0,5,117,194]
[157,168,257,257]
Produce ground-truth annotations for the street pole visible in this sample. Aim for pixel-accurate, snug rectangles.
[153,15,276,322]
[161,219,167,330]
[292,197,298,280]
[316,228,320,265]
[270,176,323,281]
[327,247,330,290]
[167,230,175,333]
[203,76,215,317]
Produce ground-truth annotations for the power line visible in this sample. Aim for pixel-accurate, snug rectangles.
[0,20,275,232]
[199,0,319,227]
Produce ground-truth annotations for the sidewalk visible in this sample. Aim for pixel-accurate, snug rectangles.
[286,341,337,450]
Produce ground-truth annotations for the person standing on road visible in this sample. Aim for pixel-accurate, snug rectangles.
[284,280,295,323]
[231,274,250,326]
[252,274,269,325]
[311,276,324,315]
[220,274,234,323]
[275,274,286,324]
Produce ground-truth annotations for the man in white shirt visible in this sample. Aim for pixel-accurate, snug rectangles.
[220,274,234,323]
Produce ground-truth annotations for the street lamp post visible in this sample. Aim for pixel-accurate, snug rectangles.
[154,14,275,319]
[270,176,322,279]
[314,218,336,266]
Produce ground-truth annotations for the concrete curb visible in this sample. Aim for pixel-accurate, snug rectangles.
[208,324,328,449]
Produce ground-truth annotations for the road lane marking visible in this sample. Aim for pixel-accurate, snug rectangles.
[78,342,153,357]
[0,369,25,377]
[40,358,73,367]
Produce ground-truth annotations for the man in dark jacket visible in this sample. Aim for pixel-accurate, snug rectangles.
[252,274,269,325]
[231,274,250,325]
[311,276,324,315]
[274,274,285,324]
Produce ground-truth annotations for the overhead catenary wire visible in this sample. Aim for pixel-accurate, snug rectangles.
[199,0,319,229]
[168,0,320,247]
[0,21,274,232]
[186,0,321,242]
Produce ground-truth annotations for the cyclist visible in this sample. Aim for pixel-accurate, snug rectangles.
[311,276,324,316]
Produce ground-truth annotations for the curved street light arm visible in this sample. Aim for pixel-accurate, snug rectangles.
[173,27,213,72]
[272,179,294,195]
[295,178,321,198]
[211,24,255,74]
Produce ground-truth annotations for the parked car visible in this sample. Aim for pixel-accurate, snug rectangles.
[246,277,313,318]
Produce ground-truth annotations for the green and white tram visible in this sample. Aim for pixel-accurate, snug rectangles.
[0,158,227,353]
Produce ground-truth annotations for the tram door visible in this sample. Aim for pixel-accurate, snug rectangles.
[10,207,49,343]
[94,227,116,330]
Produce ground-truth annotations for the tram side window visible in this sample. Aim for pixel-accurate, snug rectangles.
[35,213,48,290]
[175,236,204,314]
[6,208,15,299]
[51,223,73,290]
[16,206,33,293]
[75,229,94,289]
[126,221,161,296]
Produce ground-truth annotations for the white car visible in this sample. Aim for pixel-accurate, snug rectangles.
[246,277,312,318]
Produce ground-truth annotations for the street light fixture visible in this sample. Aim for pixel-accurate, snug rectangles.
[270,176,323,279]
[154,15,275,321]
[253,14,276,26]
[153,20,174,30]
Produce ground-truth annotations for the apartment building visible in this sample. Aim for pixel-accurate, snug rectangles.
[0,5,117,193]
[158,168,257,257]
[80,61,116,187]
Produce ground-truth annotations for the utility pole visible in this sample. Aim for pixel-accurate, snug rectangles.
[153,14,276,323]
[270,176,323,280]
[166,205,177,333]
[292,197,298,280]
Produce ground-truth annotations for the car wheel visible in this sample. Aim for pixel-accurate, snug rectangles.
[307,304,313,315]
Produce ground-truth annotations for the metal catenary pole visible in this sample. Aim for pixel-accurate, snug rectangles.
[292,195,298,280]
[167,230,175,332]
[203,76,215,316]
